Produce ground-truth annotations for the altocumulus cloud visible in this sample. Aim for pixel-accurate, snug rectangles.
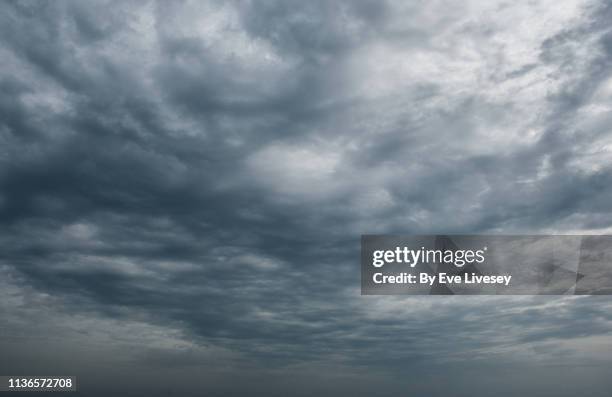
[1,1,612,396]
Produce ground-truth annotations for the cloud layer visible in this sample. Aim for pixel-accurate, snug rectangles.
[1,0,612,395]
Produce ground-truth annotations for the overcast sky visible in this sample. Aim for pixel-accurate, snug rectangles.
[1,0,612,396]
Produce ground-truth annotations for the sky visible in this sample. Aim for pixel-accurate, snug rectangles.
[1,0,612,396]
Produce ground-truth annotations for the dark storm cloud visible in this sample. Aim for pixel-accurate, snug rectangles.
[1,0,612,396]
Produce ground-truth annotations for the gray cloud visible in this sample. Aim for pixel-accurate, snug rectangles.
[1,0,612,395]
